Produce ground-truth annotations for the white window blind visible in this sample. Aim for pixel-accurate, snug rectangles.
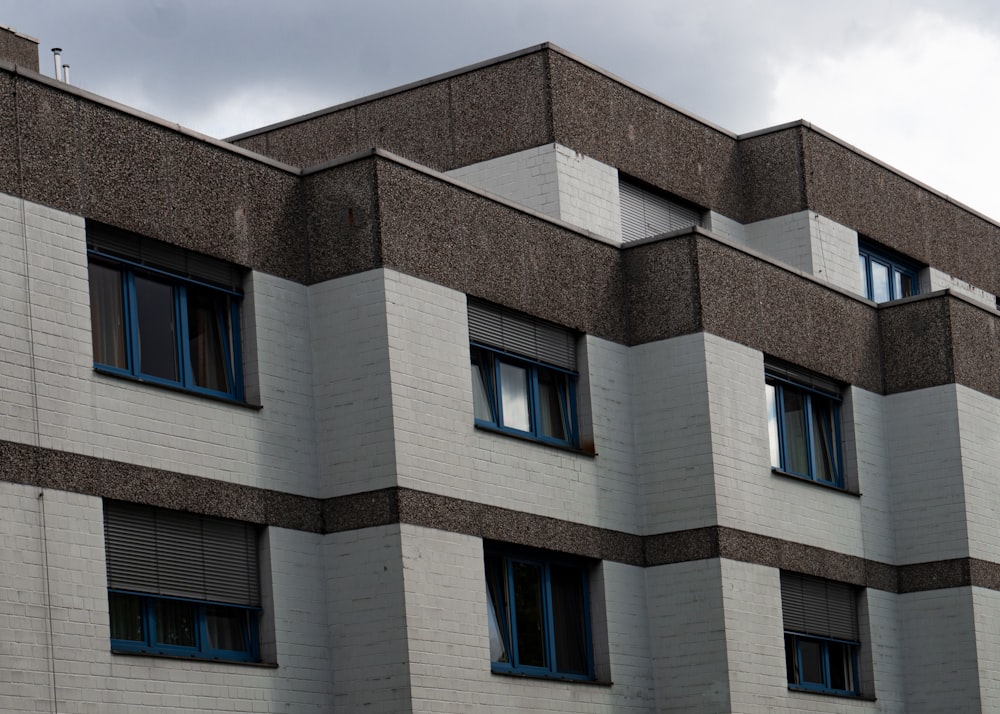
[619,179,702,243]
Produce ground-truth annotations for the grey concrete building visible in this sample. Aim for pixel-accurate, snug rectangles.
[2,19,999,713]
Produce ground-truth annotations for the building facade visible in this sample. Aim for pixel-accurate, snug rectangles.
[3,21,1000,713]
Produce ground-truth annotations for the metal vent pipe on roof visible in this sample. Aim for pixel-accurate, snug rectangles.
[51,47,62,80]
[62,64,70,84]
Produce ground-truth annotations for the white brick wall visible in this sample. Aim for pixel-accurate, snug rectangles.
[446,145,562,220]
[632,334,718,534]
[554,145,622,241]
[325,525,412,712]
[705,211,746,245]
[447,144,622,241]
[311,270,397,498]
[887,385,969,564]
[900,587,980,712]
[926,267,997,309]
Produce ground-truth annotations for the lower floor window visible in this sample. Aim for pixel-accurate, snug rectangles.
[781,571,861,696]
[103,501,262,663]
[785,632,859,694]
[109,591,259,661]
[485,544,594,680]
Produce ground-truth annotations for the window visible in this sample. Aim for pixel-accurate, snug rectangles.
[619,177,702,243]
[469,299,579,447]
[781,572,861,696]
[765,360,844,488]
[103,501,261,662]
[87,223,244,401]
[485,544,594,680]
[858,240,919,302]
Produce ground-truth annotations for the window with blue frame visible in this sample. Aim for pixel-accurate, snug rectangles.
[485,544,594,680]
[858,240,920,302]
[765,360,844,488]
[104,501,261,662]
[468,299,579,447]
[86,223,244,401]
[782,572,861,696]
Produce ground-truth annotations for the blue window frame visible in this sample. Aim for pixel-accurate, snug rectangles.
[858,241,919,302]
[485,545,594,680]
[109,591,260,662]
[471,345,579,447]
[766,365,844,488]
[87,251,243,401]
[785,633,860,695]
[782,572,861,696]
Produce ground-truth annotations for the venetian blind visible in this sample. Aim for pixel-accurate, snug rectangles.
[468,299,577,371]
[104,501,260,607]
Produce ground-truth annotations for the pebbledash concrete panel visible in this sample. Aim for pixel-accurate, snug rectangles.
[547,51,742,220]
[0,25,38,71]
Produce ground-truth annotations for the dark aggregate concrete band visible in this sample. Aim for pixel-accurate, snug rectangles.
[0,27,38,72]
[3,438,995,595]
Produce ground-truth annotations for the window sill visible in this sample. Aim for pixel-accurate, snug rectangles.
[491,668,611,686]
[111,649,277,668]
[94,367,263,409]
[788,685,875,701]
[771,468,860,496]
[474,423,596,456]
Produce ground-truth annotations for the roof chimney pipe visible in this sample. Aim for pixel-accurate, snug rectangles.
[51,47,62,80]
[62,64,70,84]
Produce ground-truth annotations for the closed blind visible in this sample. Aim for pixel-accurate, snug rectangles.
[765,357,841,397]
[781,571,859,642]
[104,501,260,606]
[87,221,243,291]
[619,179,702,243]
[468,299,576,371]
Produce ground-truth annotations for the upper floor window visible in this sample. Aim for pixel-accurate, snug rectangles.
[765,359,844,488]
[103,501,261,662]
[468,299,579,447]
[485,543,594,681]
[781,571,861,696]
[619,176,703,243]
[858,240,919,302]
[86,223,244,401]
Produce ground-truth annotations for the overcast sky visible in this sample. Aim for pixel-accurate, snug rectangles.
[6,1,1000,220]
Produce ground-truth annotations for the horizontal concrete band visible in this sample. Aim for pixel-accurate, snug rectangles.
[2,438,991,595]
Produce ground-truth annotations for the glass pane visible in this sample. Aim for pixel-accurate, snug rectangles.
[485,555,509,664]
[766,383,781,469]
[88,263,127,368]
[511,561,546,668]
[155,599,197,648]
[810,395,841,483]
[205,605,248,652]
[471,353,495,423]
[134,275,178,381]
[550,564,588,674]
[186,286,231,392]
[898,271,917,298]
[858,255,868,297]
[109,593,144,642]
[827,641,856,692]
[870,260,890,302]
[798,638,824,684]
[499,361,531,432]
[781,388,810,475]
[784,633,799,684]
[537,369,568,441]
